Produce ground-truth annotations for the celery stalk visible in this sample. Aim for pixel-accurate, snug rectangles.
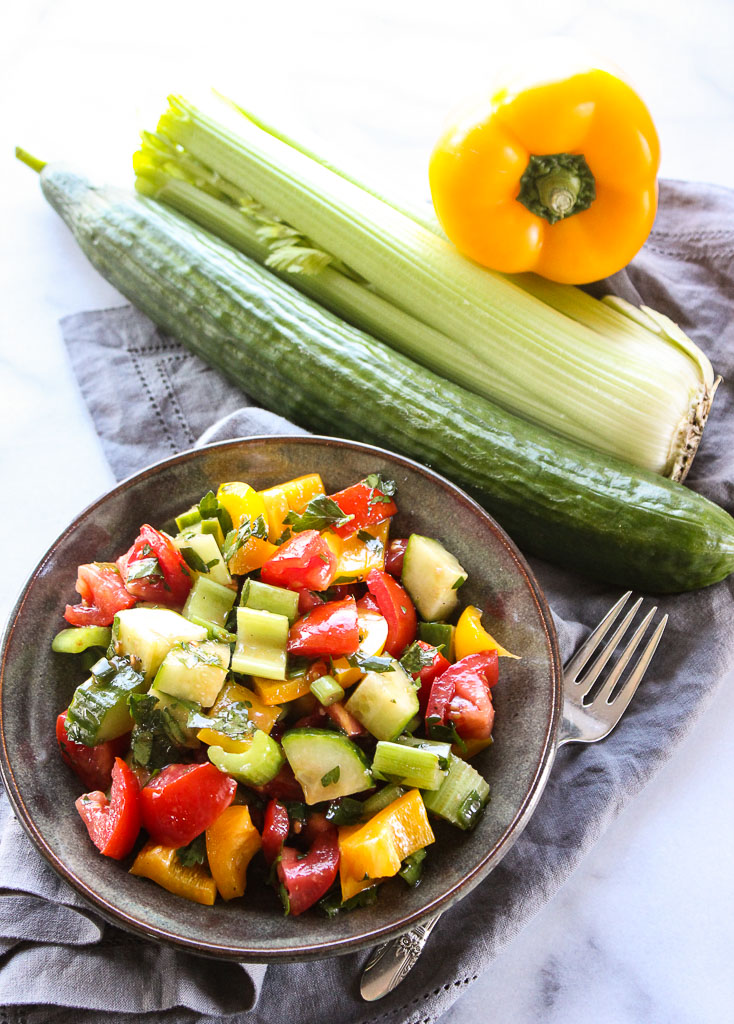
[137,95,716,479]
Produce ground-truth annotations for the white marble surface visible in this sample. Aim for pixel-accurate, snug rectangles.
[2,1,734,1022]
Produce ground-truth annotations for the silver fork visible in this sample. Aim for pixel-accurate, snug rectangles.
[360,592,668,1002]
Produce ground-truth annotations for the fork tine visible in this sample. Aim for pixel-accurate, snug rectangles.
[603,613,668,724]
[563,591,633,681]
[575,597,643,699]
[592,606,657,706]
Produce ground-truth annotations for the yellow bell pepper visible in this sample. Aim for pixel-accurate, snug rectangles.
[429,47,660,284]
[130,841,217,905]
[338,823,383,900]
[205,805,261,900]
[251,673,312,705]
[258,473,325,540]
[338,789,434,883]
[331,605,389,688]
[216,481,278,574]
[322,519,390,583]
[454,605,519,661]
[197,679,279,751]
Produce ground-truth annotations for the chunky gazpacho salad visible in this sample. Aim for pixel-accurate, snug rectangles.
[54,471,515,916]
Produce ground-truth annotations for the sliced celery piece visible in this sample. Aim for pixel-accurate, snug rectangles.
[208,730,284,785]
[175,505,202,531]
[372,741,445,791]
[397,735,452,770]
[309,674,344,707]
[52,625,112,655]
[240,578,299,624]
[361,783,406,818]
[422,753,490,830]
[231,606,288,679]
[183,575,236,628]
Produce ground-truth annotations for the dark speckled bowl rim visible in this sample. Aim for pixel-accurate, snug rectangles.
[0,435,562,962]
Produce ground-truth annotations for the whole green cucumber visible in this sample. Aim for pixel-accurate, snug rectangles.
[39,165,734,592]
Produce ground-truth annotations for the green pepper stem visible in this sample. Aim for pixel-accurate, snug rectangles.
[516,153,596,225]
[15,147,47,173]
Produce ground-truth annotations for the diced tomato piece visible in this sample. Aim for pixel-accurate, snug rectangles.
[75,757,141,860]
[56,711,130,791]
[425,651,498,741]
[325,701,366,737]
[119,524,192,606]
[262,800,290,864]
[297,590,325,614]
[277,827,340,915]
[300,810,332,845]
[365,569,417,657]
[287,598,360,658]
[140,762,236,847]
[64,562,137,627]
[252,762,305,803]
[356,592,381,615]
[411,641,452,714]
[328,480,398,539]
[260,530,336,592]
[384,538,408,579]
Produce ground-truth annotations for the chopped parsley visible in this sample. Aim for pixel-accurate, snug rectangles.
[357,529,384,555]
[452,575,467,590]
[321,765,341,787]
[222,514,268,562]
[187,700,253,741]
[125,555,164,581]
[176,834,207,867]
[346,652,394,673]
[179,546,219,574]
[284,494,354,533]
[399,641,439,676]
[364,473,397,507]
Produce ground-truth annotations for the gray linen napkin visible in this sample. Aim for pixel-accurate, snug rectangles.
[2,179,733,1024]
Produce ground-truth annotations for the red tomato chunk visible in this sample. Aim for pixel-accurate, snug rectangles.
[287,597,360,658]
[64,562,137,627]
[260,530,336,592]
[327,480,398,539]
[262,800,290,864]
[119,524,192,606]
[140,763,236,847]
[277,827,340,916]
[425,651,498,740]
[75,757,141,860]
[56,711,130,791]
[365,568,417,657]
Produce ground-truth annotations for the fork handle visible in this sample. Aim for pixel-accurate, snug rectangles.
[360,914,441,1001]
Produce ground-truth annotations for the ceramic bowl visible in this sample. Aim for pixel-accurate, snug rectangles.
[0,436,561,961]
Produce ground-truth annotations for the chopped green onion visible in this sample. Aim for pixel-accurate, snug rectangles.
[309,673,345,707]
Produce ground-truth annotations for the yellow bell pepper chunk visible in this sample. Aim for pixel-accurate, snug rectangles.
[332,607,389,688]
[454,605,520,661]
[251,674,312,706]
[197,680,279,751]
[338,824,384,900]
[452,736,494,759]
[206,805,261,901]
[323,519,390,584]
[216,481,279,574]
[130,841,217,905]
[338,790,434,883]
[258,473,325,540]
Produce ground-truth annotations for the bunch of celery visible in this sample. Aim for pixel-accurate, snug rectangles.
[134,95,716,480]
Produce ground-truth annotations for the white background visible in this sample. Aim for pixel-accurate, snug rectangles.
[2,1,734,1021]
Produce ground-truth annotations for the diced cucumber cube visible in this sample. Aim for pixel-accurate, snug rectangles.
[175,505,202,531]
[282,728,372,804]
[344,664,419,741]
[174,530,231,587]
[153,640,230,708]
[402,535,467,622]
[65,657,146,745]
[114,607,208,683]
[182,575,236,628]
[418,622,456,662]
